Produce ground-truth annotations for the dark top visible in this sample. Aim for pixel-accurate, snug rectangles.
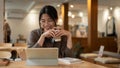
[28,29,73,58]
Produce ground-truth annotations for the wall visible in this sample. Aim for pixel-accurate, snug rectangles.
[0,0,4,42]
[114,7,120,37]
[98,8,120,37]
[7,7,120,43]
[7,11,39,43]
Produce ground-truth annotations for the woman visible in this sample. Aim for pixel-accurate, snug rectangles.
[28,5,73,58]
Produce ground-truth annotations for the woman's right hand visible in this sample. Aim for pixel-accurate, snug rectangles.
[42,29,56,38]
[37,29,55,47]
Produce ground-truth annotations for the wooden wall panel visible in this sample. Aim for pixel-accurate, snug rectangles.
[72,37,117,53]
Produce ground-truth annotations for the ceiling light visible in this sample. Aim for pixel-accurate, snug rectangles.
[58,18,62,23]
[70,5,74,8]
[110,7,113,10]
[68,11,72,16]
[71,14,75,18]
[78,12,83,17]
[108,16,111,20]
[57,4,60,7]
[58,18,63,25]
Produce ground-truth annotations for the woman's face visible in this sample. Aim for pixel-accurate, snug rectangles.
[40,14,56,32]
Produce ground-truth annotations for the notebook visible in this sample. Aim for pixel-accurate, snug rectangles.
[58,57,82,65]
[26,48,58,66]
[80,53,98,58]
[94,57,120,64]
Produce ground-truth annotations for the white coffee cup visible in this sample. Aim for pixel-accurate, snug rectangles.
[54,29,61,42]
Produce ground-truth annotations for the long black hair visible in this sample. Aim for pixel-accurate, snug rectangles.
[39,5,58,28]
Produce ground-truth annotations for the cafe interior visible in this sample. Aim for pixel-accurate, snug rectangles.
[0,0,120,68]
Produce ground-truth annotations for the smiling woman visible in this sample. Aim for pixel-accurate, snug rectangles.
[28,5,73,58]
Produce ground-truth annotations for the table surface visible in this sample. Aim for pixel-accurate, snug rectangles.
[0,47,27,49]
[0,61,108,68]
[81,55,120,68]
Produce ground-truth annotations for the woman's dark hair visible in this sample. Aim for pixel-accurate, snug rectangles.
[39,5,58,27]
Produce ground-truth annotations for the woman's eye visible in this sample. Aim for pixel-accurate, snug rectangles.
[41,21,45,23]
[48,19,54,22]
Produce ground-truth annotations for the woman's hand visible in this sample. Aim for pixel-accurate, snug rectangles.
[42,29,56,38]
[42,27,71,38]
[53,27,72,49]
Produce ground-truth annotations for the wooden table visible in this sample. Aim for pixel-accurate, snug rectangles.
[81,56,120,68]
[0,61,108,68]
[0,47,27,51]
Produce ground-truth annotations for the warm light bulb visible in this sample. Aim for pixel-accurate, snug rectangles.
[79,12,83,17]
[110,7,113,10]
[57,4,60,7]
[108,16,111,20]
[70,5,74,8]
[71,15,75,18]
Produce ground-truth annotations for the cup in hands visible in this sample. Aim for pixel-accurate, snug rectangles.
[53,27,61,42]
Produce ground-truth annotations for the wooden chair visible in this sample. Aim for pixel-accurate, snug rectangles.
[0,43,12,59]
[13,43,27,60]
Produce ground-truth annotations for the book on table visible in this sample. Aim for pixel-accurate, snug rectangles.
[58,57,82,64]
[80,53,98,58]
[94,57,120,64]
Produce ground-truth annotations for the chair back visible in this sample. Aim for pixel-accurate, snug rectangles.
[14,43,27,60]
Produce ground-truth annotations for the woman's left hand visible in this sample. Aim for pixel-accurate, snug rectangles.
[53,27,72,49]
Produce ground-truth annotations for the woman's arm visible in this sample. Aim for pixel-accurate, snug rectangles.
[61,30,73,57]
[37,34,45,47]
[29,29,56,47]
[28,30,46,47]
[28,30,40,48]
[55,28,72,49]
[66,32,72,49]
